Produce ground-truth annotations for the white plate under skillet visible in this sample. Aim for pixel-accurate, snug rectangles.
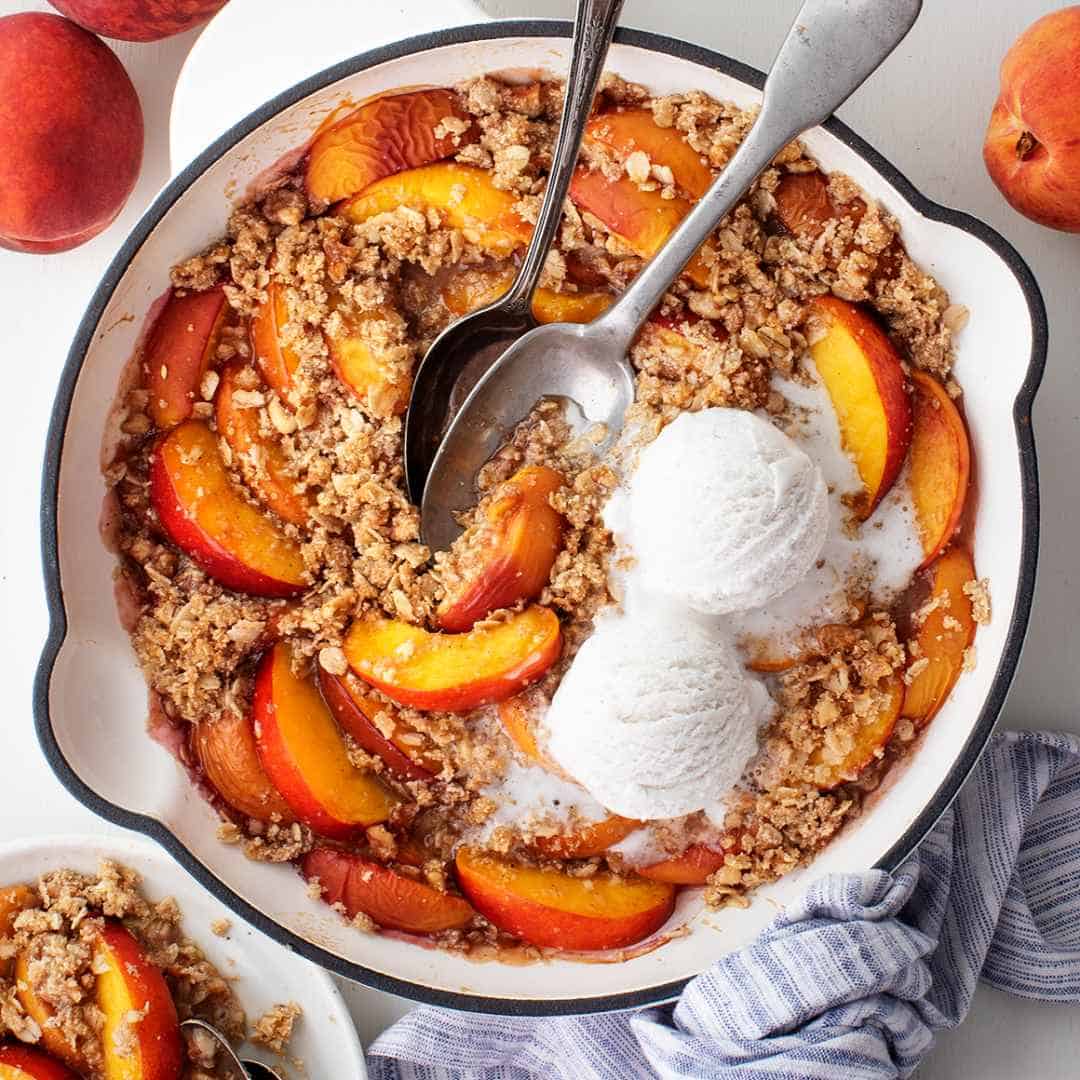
[0,833,366,1078]
[36,22,1046,1014]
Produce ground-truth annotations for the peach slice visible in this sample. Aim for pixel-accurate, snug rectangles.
[812,675,904,789]
[13,953,86,1072]
[306,89,473,204]
[254,643,399,839]
[0,1044,80,1080]
[344,605,561,712]
[497,692,544,764]
[193,708,296,824]
[901,546,978,726]
[773,170,867,240]
[533,288,615,324]
[809,295,913,517]
[437,465,566,632]
[94,922,184,1080]
[744,622,862,674]
[639,843,730,886]
[0,884,34,978]
[150,419,307,597]
[908,370,971,568]
[568,167,714,287]
[251,281,299,398]
[302,847,474,934]
[441,267,613,324]
[774,170,836,237]
[340,163,533,258]
[584,108,713,198]
[532,816,640,860]
[144,285,226,430]
[327,307,411,418]
[455,847,674,951]
[318,668,436,781]
[215,363,311,527]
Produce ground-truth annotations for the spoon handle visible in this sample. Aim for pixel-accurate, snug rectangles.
[501,0,625,313]
[596,0,922,345]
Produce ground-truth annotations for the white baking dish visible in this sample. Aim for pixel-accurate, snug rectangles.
[35,22,1045,1014]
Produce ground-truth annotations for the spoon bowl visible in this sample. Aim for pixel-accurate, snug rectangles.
[421,319,635,550]
[181,1018,286,1080]
[404,301,536,503]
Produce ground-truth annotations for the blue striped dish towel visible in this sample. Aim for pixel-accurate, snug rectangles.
[367,731,1080,1079]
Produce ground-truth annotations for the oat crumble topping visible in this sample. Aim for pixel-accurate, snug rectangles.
[103,74,979,955]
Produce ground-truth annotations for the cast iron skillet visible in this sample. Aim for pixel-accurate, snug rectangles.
[34,20,1046,1014]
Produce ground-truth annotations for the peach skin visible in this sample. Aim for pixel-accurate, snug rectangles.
[901,546,978,726]
[302,847,474,934]
[254,643,399,839]
[455,848,674,952]
[584,108,713,198]
[150,420,307,597]
[0,1044,81,1080]
[640,843,731,886]
[908,370,971,568]
[94,922,184,1080]
[306,89,473,204]
[983,7,1080,232]
[46,0,228,42]
[773,170,866,240]
[344,605,561,712]
[340,163,533,258]
[215,363,312,527]
[568,167,714,287]
[809,295,912,518]
[144,285,227,430]
[437,465,566,632]
[192,708,296,824]
[318,668,437,781]
[0,14,142,253]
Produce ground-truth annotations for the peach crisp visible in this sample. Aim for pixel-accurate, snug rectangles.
[103,74,982,959]
[0,861,299,1080]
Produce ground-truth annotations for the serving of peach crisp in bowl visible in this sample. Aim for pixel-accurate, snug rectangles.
[35,24,1045,1013]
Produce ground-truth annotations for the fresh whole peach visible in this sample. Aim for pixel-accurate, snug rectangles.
[984,6,1080,232]
[47,0,228,42]
[0,13,143,253]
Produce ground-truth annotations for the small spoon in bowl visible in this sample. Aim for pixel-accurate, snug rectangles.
[181,1018,286,1080]
[421,0,922,551]
[403,0,625,503]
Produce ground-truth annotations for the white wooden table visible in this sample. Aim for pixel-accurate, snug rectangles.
[2,1,1078,1074]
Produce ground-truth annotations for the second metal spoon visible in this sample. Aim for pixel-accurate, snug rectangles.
[181,1018,285,1080]
[403,0,625,503]
[421,0,923,551]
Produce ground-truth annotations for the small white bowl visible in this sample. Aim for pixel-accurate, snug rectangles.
[0,833,366,1078]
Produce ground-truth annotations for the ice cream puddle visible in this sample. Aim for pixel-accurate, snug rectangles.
[486,361,923,831]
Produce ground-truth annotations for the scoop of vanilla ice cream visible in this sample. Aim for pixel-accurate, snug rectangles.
[544,608,765,820]
[617,408,829,615]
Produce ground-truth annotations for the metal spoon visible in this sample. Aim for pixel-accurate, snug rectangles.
[181,1018,286,1080]
[403,0,626,503]
[420,0,922,550]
